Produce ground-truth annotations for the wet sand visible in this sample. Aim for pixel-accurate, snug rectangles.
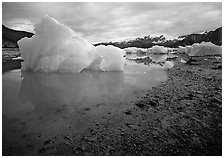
[2,55,222,156]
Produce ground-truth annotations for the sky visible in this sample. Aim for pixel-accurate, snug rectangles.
[2,2,222,43]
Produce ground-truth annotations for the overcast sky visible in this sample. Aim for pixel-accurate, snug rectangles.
[2,2,222,43]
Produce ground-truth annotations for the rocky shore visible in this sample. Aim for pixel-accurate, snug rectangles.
[36,57,221,156]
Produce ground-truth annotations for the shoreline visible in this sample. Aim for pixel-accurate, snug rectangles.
[2,57,222,156]
[58,62,221,156]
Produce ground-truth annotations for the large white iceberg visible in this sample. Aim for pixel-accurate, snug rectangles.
[18,15,125,73]
[188,42,222,56]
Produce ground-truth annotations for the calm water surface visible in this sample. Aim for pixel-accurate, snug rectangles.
[2,60,169,155]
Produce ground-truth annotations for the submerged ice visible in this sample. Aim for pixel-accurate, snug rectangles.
[18,15,125,73]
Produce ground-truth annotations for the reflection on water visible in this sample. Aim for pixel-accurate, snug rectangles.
[125,53,148,60]
[149,54,168,63]
[126,53,175,69]
[17,70,125,119]
[3,61,168,118]
[2,61,168,150]
[126,53,169,63]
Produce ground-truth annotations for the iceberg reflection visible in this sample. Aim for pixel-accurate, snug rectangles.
[3,61,168,120]
[17,70,124,117]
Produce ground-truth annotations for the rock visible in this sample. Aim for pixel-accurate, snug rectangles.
[44,139,51,145]
[147,100,158,107]
[86,137,97,142]
[95,122,100,126]
[215,86,222,90]
[191,90,202,94]
[124,110,132,115]
[84,108,91,111]
[64,135,72,141]
[210,98,222,104]
[104,146,115,155]
[188,93,194,99]
[135,102,146,108]
[72,147,84,155]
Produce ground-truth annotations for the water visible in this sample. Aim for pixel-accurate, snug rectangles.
[2,60,168,154]
[126,53,177,62]
[149,54,168,62]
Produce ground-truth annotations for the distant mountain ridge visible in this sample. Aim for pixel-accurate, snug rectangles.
[2,25,34,48]
[2,25,221,49]
[94,27,222,49]
[177,27,221,46]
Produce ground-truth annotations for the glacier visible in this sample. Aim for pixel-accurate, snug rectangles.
[18,15,125,73]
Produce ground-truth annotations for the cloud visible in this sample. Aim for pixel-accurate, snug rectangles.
[2,2,222,43]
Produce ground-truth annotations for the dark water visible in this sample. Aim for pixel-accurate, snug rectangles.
[2,60,169,155]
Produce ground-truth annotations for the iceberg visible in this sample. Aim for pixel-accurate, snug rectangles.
[124,47,139,54]
[188,42,222,56]
[18,15,125,73]
[151,45,167,54]
[124,47,148,54]
[162,61,174,69]
[149,54,168,63]
[176,46,192,54]
[177,46,187,53]
[87,45,125,71]
[185,46,192,54]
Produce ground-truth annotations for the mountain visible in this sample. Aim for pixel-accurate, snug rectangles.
[2,25,34,48]
[94,27,222,49]
[94,35,167,49]
[175,27,222,46]
[2,25,221,49]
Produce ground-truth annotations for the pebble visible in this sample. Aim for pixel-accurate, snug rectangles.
[124,110,132,115]
[95,123,100,126]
